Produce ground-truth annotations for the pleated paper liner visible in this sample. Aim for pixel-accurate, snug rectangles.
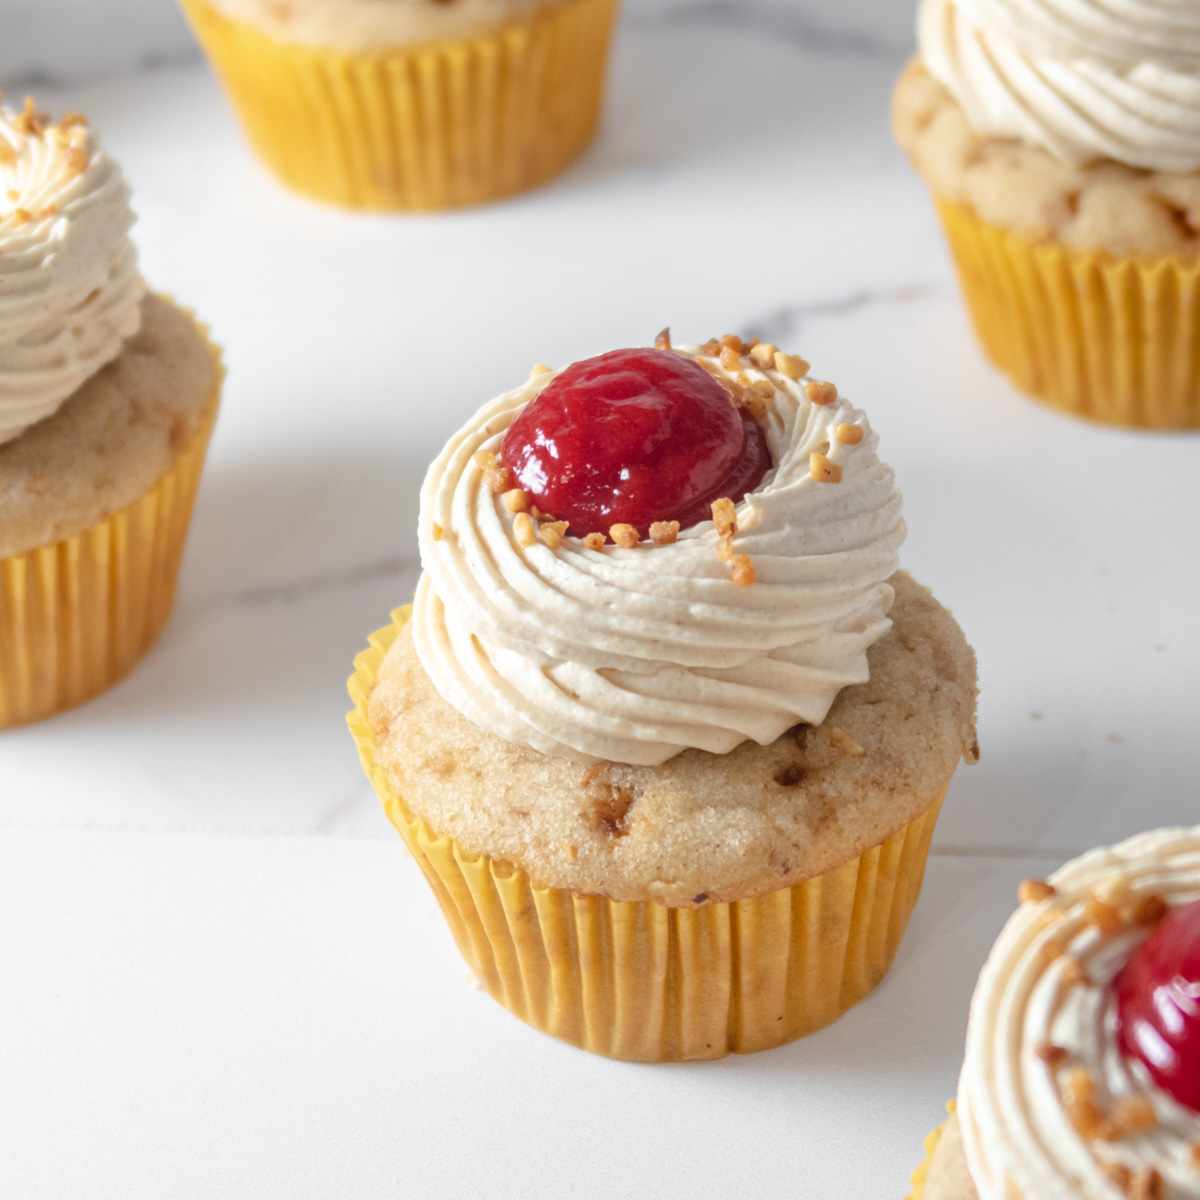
[907,1102,956,1200]
[181,0,619,210]
[937,197,1200,429]
[0,318,223,729]
[348,606,951,1062]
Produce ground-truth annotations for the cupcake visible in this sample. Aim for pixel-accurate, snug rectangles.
[0,96,222,728]
[892,0,1200,428]
[180,0,620,210]
[348,332,978,1061]
[909,825,1200,1199]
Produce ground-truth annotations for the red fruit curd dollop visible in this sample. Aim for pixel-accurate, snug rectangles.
[501,349,771,537]
[1116,896,1200,1113]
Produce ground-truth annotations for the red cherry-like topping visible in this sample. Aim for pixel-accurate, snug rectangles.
[501,349,770,537]
[1116,897,1200,1113]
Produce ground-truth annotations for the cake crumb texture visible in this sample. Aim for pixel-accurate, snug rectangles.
[0,295,218,559]
[369,571,979,906]
[893,59,1200,260]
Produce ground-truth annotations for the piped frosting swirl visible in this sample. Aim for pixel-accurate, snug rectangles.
[412,344,905,766]
[0,99,144,444]
[958,826,1200,1199]
[918,0,1200,171]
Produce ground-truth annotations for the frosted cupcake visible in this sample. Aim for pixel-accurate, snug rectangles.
[893,0,1200,428]
[181,0,619,210]
[909,825,1200,1199]
[0,96,222,727]
[348,333,978,1061]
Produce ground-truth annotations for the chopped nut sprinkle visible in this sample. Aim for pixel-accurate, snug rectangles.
[1085,895,1124,934]
[730,554,755,587]
[1060,958,1092,988]
[654,327,671,351]
[774,351,809,381]
[1131,893,1169,927]
[1112,1097,1156,1134]
[1067,1097,1104,1139]
[9,207,31,227]
[1131,1167,1164,1200]
[1019,879,1057,904]
[700,338,720,356]
[649,520,679,545]
[38,204,56,219]
[62,146,88,177]
[716,533,734,562]
[1034,1042,1068,1066]
[718,334,744,354]
[1104,1162,1133,1191]
[540,520,568,550]
[829,727,865,756]
[583,532,606,551]
[805,380,838,406]
[13,96,47,137]
[609,523,639,549]
[502,487,528,513]
[719,344,742,370]
[835,422,863,445]
[711,496,737,536]
[473,449,496,471]
[529,362,552,378]
[810,452,842,483]
[0,144,15,166]
[432,523,445,542]
[1042,936,1067,964]
[1095,876,1133,907]
[749,342,776,369]
[513,512,536,547]
[1066,1067,1096,1104]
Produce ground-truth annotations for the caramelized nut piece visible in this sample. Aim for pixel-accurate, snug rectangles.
[1104,1162,1133,1191]
[1034,1042,1068,1066]
[1042,936,1067,964]
[749,342,777,369]
[513,512,537,546]
[654,327,671,351]
[473,449,496,471]
[1131,893,1169,927]
[810,452,842,483]
[1067,1097,1104,1139]
[730,554,755,587]
[583,532,606,551]
[540,520,569,549]
[1131,1167,1164,1200]
[774,351,809,380]
[609,523,639,548]
[719,345,742,371]
[1113,1097,1157,1134]
[1019,879,1057,904]
[1066,1068,1096,1104]
[431,523,445,542]
[718,334,744,354]
[502,488,528,512]
[649,520,680,545]
[835,422,863,445]
[829,727,865,756]
[1085,895,1123,934]
[700,338,721,356]
[1060,958,1092,988]
[62,146,88,177]
[711,497,737,536]
[805,380,838,406]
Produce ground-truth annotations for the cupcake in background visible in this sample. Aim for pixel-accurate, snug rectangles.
[181,0,620,210]
[0,95,222,727]
[349,332,978,1062]
[909,825,1200,1199]
[893,0,1200,428]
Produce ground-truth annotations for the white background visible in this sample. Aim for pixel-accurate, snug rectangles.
[1,2,1197,1198]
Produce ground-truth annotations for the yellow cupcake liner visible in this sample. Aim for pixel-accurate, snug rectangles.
[348,605,951,1062]
[181,0,619,210]
[908,1101,956,1200]
[937,197,1200,428]
[0,315,222,729]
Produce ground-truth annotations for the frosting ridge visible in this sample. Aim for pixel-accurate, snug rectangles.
[0,101,144,445]
[412,345,905,766]
[918,0,1200,171]
[958,826,1200,1199]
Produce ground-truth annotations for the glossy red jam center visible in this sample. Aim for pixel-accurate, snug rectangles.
[1116,896,1200,1113]
[501,348,770,537]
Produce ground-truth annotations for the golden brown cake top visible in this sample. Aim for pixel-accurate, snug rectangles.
[369,571,978,905]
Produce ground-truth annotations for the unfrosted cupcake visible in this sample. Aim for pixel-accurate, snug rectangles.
[348,333,978,1061]
[909,825,1200,1199]
[181,0,619,210]
[893,0,1200,428]
[0,96,222,727]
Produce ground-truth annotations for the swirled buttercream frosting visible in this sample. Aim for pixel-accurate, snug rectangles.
[918,0,1200,171]
[0,100,144,445]
[958,826,1200,1199]
[412,343,905,767]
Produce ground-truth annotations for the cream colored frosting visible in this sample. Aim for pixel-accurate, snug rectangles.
[0,104,143,446]
[206,0,573,50]
[958,825,1200,1199]
[918,0,1200,171]
[412,345,905,767]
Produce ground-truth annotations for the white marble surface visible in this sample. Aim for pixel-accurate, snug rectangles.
[1,5,1198,1198]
